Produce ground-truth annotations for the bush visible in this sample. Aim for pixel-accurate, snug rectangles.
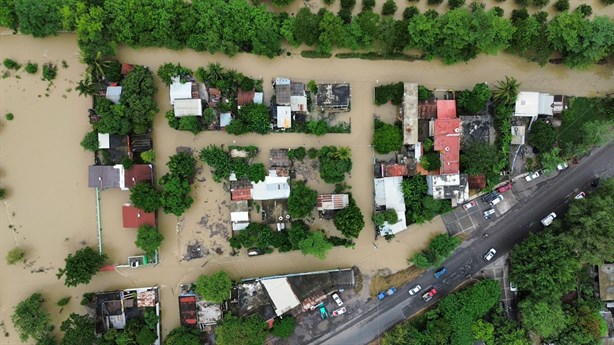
[11,293,53,343]
[420,152,441,171]
[308,148,319,159]
[511,8,529,22]
[272,0,295,6]
[135,225,164,257]
[362,0,376,11]
[41,63,57,81]
[554,0,569,11]
[491,6,504,17]
[574,4,592,16]
[373,119,402,154]
[288,147,306,161]
[457,83,491,114]
[272,316,296,338]
[122,156,135,170]
[428,0,444,5]
[6,247,25,264]
[0,188,6,200]
[301,50,332,58]
[529,121,557,153]
[5,113,14,121]
[403,6,420,21]
[318,146,352,183]
[373,209,399,226]
[532,0,549,7]
[140,149,155,163]
[103,60,123,82]
[3,58,20,70]
[57,296,71,307]
[418,85,432,101]
[80,130,99,152]
[130,182,162,212]
[156,62,193,86]
[287,181,318,218]
[333,196,365,238]
[196,271,232,303]
[382,0,397,15]
[410,234,461,268]
[81,292,95,306]
[515,0,529,6]
[25,62,38,74]
[56,247,107,287]
[178,116,203,135]
[374,82,403,105]
[449,0,465,9]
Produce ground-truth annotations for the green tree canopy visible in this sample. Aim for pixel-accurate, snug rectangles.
[529,120,557,153]
[318,146,352,184]
[135,225,164,257]
[11,293,53,343]
[216,314,268,345]
[227,103,271,135]
[159,174,193,216]
[130,182,162,212]
[373,119,402,154]
[57,247,107,287]
[272,316,296,338]
[195,271,232,303]
[163,326,200,345]
[333,196,365,238]
[60,314,97,345]
[14,0,62,37]
[298,231,333,259]
[167,152,197,180]
[288,181,318,218]
[518,299,568,338]
[460,141,499,175]
[80,130,99,152]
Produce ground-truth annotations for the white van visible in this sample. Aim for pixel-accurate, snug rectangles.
[541,212,556,226]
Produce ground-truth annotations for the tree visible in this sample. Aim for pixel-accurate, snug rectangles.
[410,233,461,268]
[11,293,53,343]
[0,187,6,200]
[509,232,579,299]
[554,0,569,11]
[216,314,268,345]
[493,76,521,105]
[227,103,271,135]
[288,181,318,218]
[272,0,295,7]
[460,141,499,175]
[163,326,200,345]
[457,83,491,114]
[60,314,96,345]
[141,149,155,163]
[529,121,557,153]
[373,119,402,154]
[539,147,565,172]
[135,225,164,257]
[519,299,568,338]
[317,10,346,54]
[318,146,352,183]
[76,77,98,97]
[195,271,232,303]
[472,320,495,344]
[156,63,192,86]
[449,0,465,9]
[373,209,399,226]
[555,303,603,345]
[420,152,441,171]
[159,174,193,216]
[272,316,296,338]
[288,147,306,161]
[167,152,197,180]
[333,197,365,238]
[57,247,107,287]
[298,231,333,259]
[382,0,397,15]
[403,6,420,21]
[574,4,592,17]
[178,116,202,135]
[130,182,162,212]
[80,130,99,152]
[14,0,62,37]
[6,247,25,264]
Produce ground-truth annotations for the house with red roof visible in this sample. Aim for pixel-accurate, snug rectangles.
[123,164,153,190]
[433,100,461,175]
[122,204,156,228]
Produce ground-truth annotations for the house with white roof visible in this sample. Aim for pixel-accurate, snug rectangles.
[170,76,202,116]
[373,176,408,236]
[230,200,250,231]
[251,170,290,201]
[514,91,555,118]
[276,106,292,129]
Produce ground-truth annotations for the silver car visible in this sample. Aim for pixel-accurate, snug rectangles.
[408,285,422,296]
[525,171,540,181]
[484,248,497,261]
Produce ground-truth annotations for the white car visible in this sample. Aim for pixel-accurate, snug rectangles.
[408,285,422,296]
[541,212,557,226]
[509,282,517,292]
[575,192,586,199]
[332,307,347,316]
[484,248,497,261]
[490,195,504,206]
[483,208,496,219]
[525,171,540,181]
[556,162,568,171]
[332,293,343,307]
[462,200,477,210]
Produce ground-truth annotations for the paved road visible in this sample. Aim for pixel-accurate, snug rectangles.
[311,143,614,345]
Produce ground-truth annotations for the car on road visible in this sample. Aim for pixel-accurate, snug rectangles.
[434,268,447,279]
[247,248,264,256]
[377,287,397,301]
[319,305,329,319]
[462,200,477,210]
[333,307,347,316]
[575,192,586,199]
[497,183,513,193]
[482,191,501,203]
[332,293,343,307]
[557,162,568,171]
[484,248,497,261]
[408,285,422,296]
[490,195,504,206]
[483,208,496,219]
[525,171,540,181]
[541,212,557,226]
[422,288,437,302]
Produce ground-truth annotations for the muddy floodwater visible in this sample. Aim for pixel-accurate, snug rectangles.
[1,32,612,343]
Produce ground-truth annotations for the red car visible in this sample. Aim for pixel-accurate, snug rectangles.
[497,183,513,193]
[422,288,437,302]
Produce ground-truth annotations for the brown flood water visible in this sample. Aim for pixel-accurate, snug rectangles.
[1,33,612,342]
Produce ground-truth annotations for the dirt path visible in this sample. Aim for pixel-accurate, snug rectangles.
[1,33,612,342]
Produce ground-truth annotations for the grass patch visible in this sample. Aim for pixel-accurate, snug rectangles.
[301,50,332,58]
[559,97,611,145]
[369,266,424,297]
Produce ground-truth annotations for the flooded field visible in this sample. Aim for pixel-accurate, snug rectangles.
[1,32,612,342]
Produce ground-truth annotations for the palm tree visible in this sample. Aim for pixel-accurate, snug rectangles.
[334,147,352,160]
[76,76,98,97]
[205,62,224,84]
[80,51,110,82]
[493,76,521,105]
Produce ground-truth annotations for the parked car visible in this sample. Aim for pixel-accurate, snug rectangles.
[387,287,397,296]
[541,212,557,226]
[525,171,540,182]
[408,285,422,296]
[332,293,343,307]
[377,287,397,301]
[509,282,517,292]
[319,306,329,319]
[333,307,347,316]
[484,248,497,261]
[247,248,264,256]
[575,192,586,199]
[377,291,387,301]
[497,183,513,193]
[434,268,447,279]
[462,200,477,210]
[557,162,568,171]
[490,195,504,206]
[422,288,438,302]
[483,208,496,219]
[482,191,500,203]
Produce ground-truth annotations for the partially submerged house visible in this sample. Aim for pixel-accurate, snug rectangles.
[123,164,153,189]
[373,176,408,236]
[269,149,292,168]
[178,294,222,329]
[95,287,161,345]
[88,164,152,190]
[273,78,307,129]
[122,204,156,228]
[170,76,202,116]
[290,81,307,112]
[316,194,349,211]
[230,179,253,201]
[274,78,292,106]
[316,83,351,111]
[402,83,419,146]
[237,89,264,107]
[230,200,250,231]
[251,170,290,201]
[599,264,614,302]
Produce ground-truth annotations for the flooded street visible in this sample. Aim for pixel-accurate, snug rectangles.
[1,33,612,342]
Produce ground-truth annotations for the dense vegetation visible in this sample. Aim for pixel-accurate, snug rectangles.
[216,314,268,345]
[159,152,197,216]
[11,293,54,343]
[317,146,352,183]
[56,246,107,287]
[373,119,402,154]
[333,195,365,238]
[508,178,613,344]
[2,1,612,68]
[199,145,266,183]
[409,233,461,269]
[374,82,403,105]
[402,177,453,224]
[195,271,232,303]
[287,180,318,218]
[135,224,164,257]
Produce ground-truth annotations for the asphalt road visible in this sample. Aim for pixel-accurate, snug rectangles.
[312,143,614,345]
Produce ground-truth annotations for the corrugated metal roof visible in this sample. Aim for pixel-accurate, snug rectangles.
[261,278,300,316]
[316,194,349,210]
[174,99,202,117]
[122,204,156,228]
[277,106,292,128]
[170,77,192,105]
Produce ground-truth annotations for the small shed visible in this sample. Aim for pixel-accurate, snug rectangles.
[276,106,292,129]
[316,194,349,211]
[231,200,250,231]
[254,92,264,104]
[106,86,122,104]
[290,96,307,112]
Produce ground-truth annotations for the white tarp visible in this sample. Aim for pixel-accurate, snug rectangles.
[173,99,202,117]
[106,86,122,104]
[261,278,300,316]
